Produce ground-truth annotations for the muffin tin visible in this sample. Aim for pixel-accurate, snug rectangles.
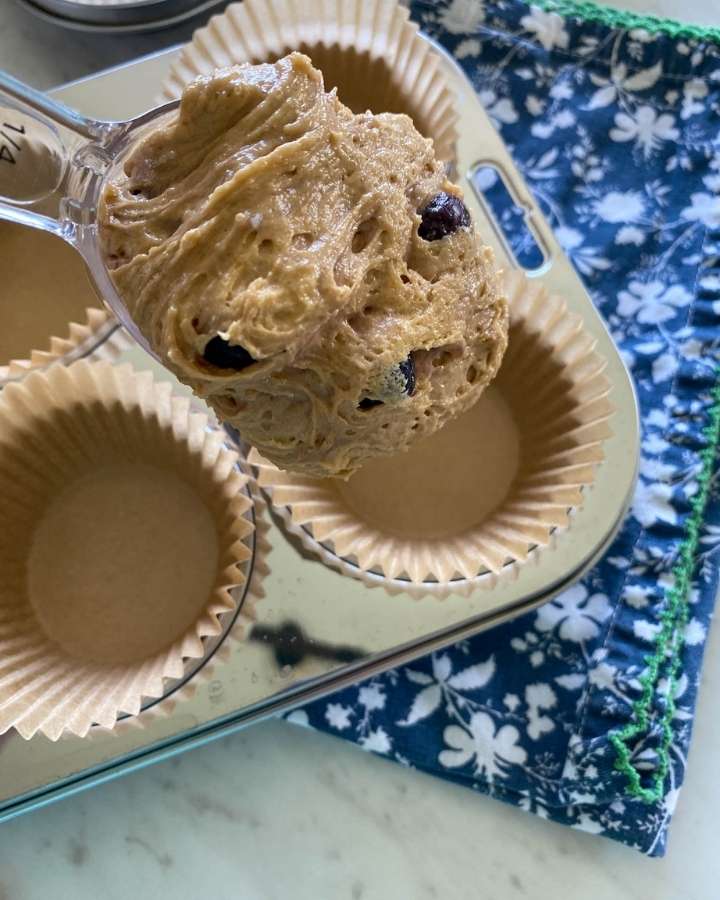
[0,33,639,821]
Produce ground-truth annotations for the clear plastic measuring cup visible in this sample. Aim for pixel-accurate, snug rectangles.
[0,70,179,358]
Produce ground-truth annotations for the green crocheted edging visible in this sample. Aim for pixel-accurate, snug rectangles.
[609,376,720,804]
[537,0,720,44]
[536,0,720,802]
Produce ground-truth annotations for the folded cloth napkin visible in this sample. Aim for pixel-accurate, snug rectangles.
[290,0,720,855]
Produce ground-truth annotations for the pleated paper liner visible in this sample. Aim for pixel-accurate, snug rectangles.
[160,0,459,164]
[0,220,130,387]
[0,360,260,741]
[99,487,273,738]
[251,270,613,596]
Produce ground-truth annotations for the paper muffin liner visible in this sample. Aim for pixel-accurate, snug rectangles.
[0,308,130,387]
[0,218,131,387]
[161,0,459,163]
[102,485,273,738]
[0,360,258,740]
[251,270,613,596]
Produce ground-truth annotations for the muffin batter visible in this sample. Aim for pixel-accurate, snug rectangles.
[100,53,508,478]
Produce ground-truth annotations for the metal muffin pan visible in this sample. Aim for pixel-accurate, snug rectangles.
[0,41,639,822]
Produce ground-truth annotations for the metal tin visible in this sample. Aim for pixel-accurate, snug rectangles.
[0,42,639,823]
[16,0,229,33]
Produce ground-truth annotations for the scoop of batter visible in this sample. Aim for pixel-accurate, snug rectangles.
[99,53,508,478]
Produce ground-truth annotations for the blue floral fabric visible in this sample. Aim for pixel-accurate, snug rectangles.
[292,1,720,855]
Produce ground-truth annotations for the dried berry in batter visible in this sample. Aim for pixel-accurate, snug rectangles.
[398,355,416,396]
[418,192,471,241]
[203,336,256,370]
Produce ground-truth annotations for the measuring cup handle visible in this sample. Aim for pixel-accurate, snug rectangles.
[0,199,66,238]
[0,70,103,141]
[0,69,115,234]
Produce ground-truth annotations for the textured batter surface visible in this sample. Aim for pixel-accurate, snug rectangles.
[99,53,508,478]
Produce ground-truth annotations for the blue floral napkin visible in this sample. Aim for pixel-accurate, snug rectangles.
[291,1,720,855]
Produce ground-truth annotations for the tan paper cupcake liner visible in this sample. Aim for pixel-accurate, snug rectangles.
[251,270,613,594]
[1,207,132,387]
[101,487,273,737]
[0,308,131,387]
[0,360,258,740]
[161,0,459,163]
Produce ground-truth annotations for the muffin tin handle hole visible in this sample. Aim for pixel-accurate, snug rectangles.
[468,161,550,276]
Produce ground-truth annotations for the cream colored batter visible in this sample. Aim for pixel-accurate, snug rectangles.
[100,53,508,478]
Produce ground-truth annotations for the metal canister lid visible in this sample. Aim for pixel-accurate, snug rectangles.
[18,0,228,31]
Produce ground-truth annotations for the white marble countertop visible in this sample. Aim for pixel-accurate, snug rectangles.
[1,1,719,897]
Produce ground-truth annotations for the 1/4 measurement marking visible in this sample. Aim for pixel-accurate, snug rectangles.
[0,122,26,165]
